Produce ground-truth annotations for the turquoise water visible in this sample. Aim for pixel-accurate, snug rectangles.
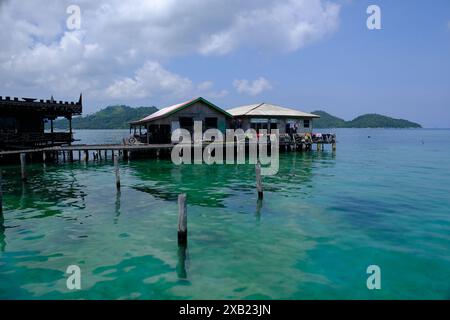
[1,129,450,299]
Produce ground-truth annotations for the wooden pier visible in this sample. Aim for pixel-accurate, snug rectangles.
[0,139,335,162]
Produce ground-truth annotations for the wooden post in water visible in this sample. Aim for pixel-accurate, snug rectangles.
[20,153,27,181]
[84,150,89,162]
[255,161,263,199]
[127,150,131,160]
[0,170,3,216]
[114,151,120,190]
[178,194,187,245]
[332,142,337,151]
[316,143,320,151]
[42,151,46,163]
[62,151,66,162]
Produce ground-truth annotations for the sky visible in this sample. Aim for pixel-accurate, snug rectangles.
[0,0,449,127]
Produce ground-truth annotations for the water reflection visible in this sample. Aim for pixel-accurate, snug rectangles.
[0,212,5,252]
[6,165,88,219]
[114,190,121,224]
[255,198,263,221]
[128,151,337,208]
[176,244,189,280]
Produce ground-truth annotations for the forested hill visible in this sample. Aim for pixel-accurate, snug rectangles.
[52,106,421,129]
[312,111,421,128]
[52,105,158,129]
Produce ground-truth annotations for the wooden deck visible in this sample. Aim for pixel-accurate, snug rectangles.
[0,143,174,156]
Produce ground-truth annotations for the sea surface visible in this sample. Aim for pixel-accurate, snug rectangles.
[1,128,449,299]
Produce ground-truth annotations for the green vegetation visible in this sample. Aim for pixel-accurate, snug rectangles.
[52,105,158,129]
[52,105,421,129]
[311,111,347,128]
[312,111,421,128]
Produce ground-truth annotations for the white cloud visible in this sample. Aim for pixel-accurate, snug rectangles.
[106,64,229,101]
[106,61,193,99]
[197,81,229,98]
[233,77,272,96]
[0,0,340,108]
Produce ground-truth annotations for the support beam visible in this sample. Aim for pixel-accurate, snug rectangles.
[68,116,72,145]
[20,153,27,181]
[255,161,263,199]
[0,170,3,216]
[178,194,187,246]
[114,152,121,190]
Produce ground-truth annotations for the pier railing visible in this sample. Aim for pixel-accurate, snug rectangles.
[0,132,73,148]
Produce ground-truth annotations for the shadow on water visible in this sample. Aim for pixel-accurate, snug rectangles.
[0,250,65,299]
[127,151,336,207]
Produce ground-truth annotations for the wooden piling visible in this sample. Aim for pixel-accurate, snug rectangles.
[332,142,337,151]
[255,161,263,199]
[78,150,81,161]
[62,151,66,162]
[127,150,131,160]
[178,194,187,245]
[0,170,3,216]
[20,153,27,181]
[316,143,320,151]
[114,152,120,190]
[98,150,102,160]
[84,150,89,162]
[42,151,46,163]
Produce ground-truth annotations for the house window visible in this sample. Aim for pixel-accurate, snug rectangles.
[179,117,194,132]
[250,122,268,132]
[205,117,218,130]
[304,119,310,128]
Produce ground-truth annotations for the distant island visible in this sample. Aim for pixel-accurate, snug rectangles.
[311,111,422,128]
[51,105,158,129]
[52,105,421,129]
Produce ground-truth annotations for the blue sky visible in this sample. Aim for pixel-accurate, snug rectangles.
[0,0,449,127]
